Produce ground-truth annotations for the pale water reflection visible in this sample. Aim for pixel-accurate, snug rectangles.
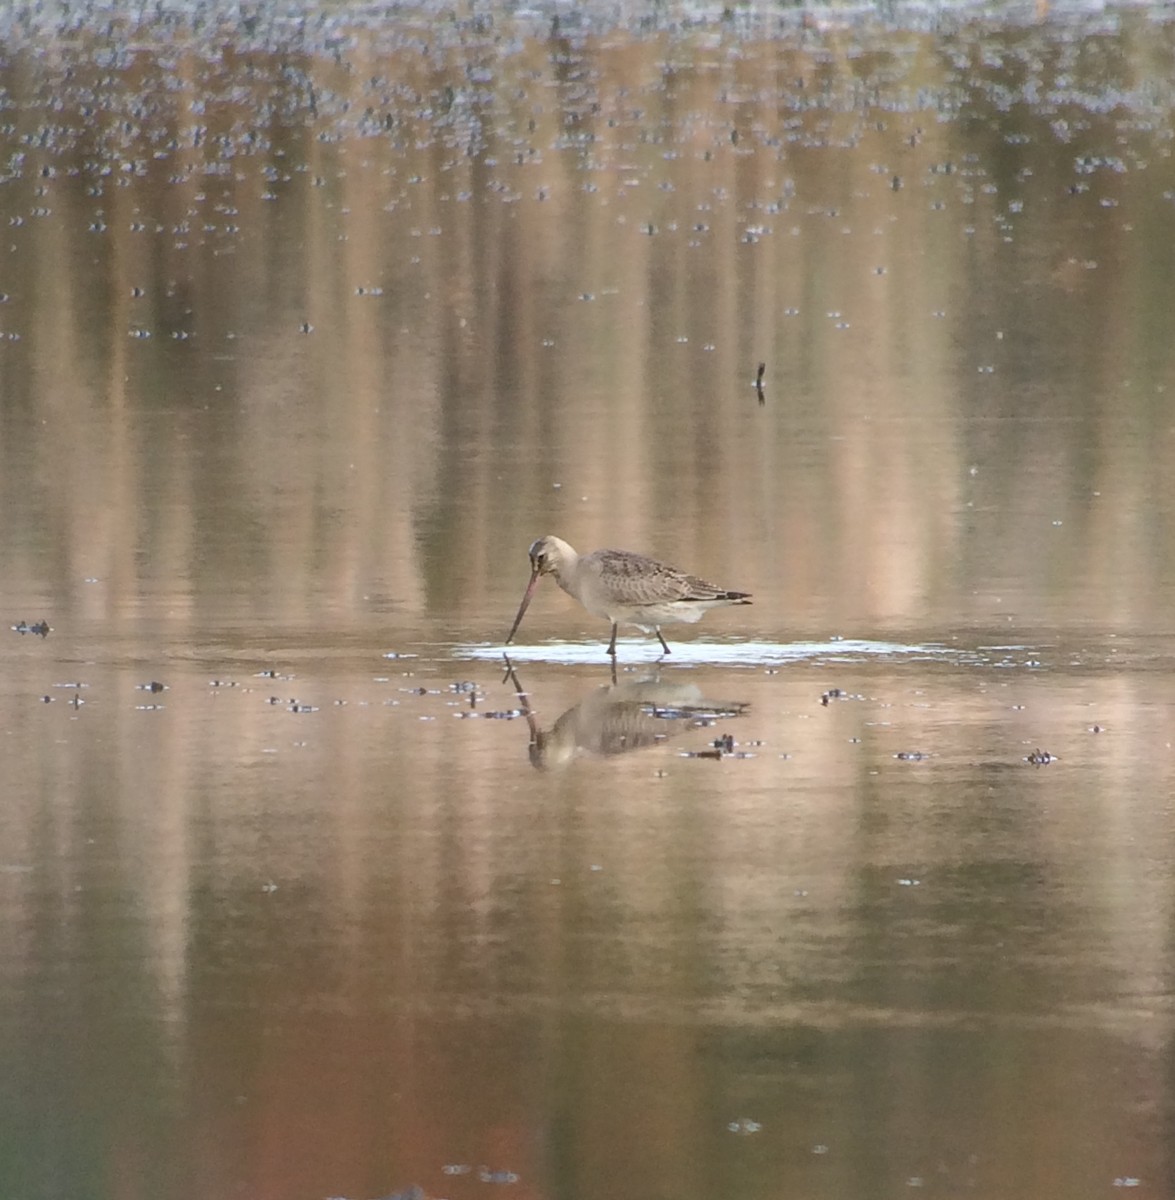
[5,637,1173,1199]
[0,2,1174,1199]
[468,637,961,666]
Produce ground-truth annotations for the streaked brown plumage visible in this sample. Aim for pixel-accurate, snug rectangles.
[506,535,752,657]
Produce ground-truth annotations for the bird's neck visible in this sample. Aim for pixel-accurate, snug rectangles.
[553,549,579,593]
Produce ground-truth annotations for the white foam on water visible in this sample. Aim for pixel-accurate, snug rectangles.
[458,638,959,667]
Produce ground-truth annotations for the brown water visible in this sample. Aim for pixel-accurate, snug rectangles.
[1,3,1174,1198]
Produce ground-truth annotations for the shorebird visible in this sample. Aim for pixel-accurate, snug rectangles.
[505,535,752,657]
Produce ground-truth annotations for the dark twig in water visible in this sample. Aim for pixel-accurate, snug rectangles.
[11,619,50,637]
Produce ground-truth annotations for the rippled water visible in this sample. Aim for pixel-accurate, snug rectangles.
[0,3,1173,1199]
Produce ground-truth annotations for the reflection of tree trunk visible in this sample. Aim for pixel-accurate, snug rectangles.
[5,18,1170,647]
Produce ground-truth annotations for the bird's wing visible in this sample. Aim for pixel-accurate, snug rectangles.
[589,549,746,605]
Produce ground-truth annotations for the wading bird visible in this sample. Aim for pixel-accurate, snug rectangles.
[506,535,751,657]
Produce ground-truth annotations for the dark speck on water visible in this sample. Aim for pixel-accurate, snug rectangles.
[11,619,50,637]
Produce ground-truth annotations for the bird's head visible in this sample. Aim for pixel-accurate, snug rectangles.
[507,536,575,645]
[527,535,567,578]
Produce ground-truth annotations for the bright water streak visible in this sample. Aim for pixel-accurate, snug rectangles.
[465,637,961,666]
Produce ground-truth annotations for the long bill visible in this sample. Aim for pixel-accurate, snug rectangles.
[505,570,541,645]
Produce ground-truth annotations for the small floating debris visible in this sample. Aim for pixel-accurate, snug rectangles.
[728,1117,762,1135]
[1025,748,1057,765]
[477,1168,520,1185]
[11,619,50,637]
[449,680,484,708]
[678,729,757,760]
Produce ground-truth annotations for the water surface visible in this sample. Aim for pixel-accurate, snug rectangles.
[0,3,1173,1199]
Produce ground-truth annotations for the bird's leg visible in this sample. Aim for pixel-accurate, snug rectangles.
[655,627,671,655]
[502,656,541,749]
[607,622,618,658]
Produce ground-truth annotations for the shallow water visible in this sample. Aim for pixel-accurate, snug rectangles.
[1,3,1174,1199]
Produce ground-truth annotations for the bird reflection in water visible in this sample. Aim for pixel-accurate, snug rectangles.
[503,658,749,770]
